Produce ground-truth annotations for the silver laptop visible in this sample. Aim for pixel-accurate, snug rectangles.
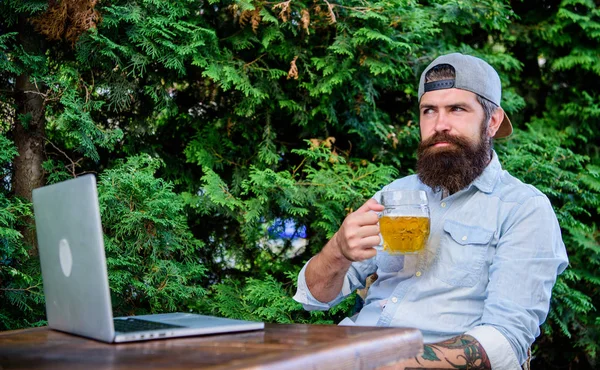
[32,174,264,343]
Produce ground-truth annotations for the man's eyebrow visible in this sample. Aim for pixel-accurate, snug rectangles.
[447,102,475,109]
[419,101,476,110]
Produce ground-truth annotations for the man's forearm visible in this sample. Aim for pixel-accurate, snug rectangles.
[381,334,491,370]
[305,232,352,302]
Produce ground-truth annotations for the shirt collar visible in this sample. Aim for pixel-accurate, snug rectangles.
[471,150,502,194]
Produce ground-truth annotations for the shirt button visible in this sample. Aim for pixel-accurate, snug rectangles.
[462,236,467,241]
[391,297,398,303]
[415,271,422,277]
[440,202,447,208]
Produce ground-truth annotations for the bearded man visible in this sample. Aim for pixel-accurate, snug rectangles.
[293,53,568,370]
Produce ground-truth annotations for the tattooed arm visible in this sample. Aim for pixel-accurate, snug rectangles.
[380,334,491,370]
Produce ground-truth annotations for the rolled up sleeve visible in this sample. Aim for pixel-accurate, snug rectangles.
[466,325,521,370]
[293,257,377,311]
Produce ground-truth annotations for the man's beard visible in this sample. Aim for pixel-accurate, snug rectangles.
[416,123,491,194]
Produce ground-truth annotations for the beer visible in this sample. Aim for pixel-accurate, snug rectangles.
[379,216,430,254]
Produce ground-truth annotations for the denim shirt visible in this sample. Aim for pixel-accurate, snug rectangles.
[294,151,569,369]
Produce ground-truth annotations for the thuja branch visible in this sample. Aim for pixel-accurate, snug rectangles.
[244,53,267,69]
[0,283,43,296]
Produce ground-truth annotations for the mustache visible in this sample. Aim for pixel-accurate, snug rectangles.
[420,132,469,149]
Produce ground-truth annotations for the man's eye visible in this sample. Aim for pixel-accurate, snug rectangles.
[451,106,464,112]
[422,108,433,114]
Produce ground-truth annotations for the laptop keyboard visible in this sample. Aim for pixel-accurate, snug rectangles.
[114,318,184,333]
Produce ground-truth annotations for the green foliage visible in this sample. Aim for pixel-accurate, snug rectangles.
[0,33,21,75]
[0,0,47,26]
[44,65,124,162]
[0,135,44,330]
[205,275,307,323]
[201,271,355,324]
[98,155,207,315]
[289,142,398,238]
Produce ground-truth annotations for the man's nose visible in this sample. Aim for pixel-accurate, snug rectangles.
[434,112,451,132]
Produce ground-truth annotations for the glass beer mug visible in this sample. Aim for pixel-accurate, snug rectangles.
[379,190,430,254]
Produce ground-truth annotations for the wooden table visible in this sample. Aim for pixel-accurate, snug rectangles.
[0,324,422,369]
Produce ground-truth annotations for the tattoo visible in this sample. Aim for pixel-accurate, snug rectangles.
[407,334,491,370]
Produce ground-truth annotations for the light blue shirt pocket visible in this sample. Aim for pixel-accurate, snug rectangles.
[434,220,495,288]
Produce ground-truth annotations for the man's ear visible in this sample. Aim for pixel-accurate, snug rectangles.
[487,107,505,137]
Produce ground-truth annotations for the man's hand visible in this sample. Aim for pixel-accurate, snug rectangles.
[304,198,384,303]
[333,198,385,262]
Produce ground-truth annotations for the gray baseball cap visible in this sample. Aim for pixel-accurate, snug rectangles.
[417,53,513,138]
